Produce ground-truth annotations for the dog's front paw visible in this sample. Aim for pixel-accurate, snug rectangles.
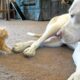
[13,41,34,53]
[12,42,28,53]
[23,47,36,57]
[68,71,80,80]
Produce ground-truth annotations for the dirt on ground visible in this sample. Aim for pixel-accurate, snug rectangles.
[0,20,75,80]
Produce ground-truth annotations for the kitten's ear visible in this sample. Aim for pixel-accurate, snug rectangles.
[0,28,8,39]
[2,29,8,39]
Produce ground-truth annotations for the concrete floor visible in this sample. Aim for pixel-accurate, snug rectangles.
[0,20,75,80]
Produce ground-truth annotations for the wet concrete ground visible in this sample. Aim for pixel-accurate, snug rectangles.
[0,20,75,80]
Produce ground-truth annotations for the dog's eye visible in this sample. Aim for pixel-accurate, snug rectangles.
[71,14,75,18]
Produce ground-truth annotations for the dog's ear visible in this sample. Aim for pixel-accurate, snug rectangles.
[0,28,8,39]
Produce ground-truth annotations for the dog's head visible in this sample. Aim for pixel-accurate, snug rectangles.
[0,28,8,39]
[61,0,80,43]
[69,0,80,25]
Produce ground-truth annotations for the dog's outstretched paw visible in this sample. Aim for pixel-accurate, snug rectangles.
[12,41,34,53]
[12,42,28,53]
[12,42,28,52]
[23,47,36,57]
[67,71,80,80]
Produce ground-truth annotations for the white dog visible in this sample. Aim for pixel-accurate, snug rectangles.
[13,0,80,80]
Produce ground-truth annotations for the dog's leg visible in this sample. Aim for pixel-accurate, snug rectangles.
[23,36,63,57]
[23,24,61,56]
[23,14,69,57]
[13,36,62,53]
[41,36,63,47]
[13,21,60,54]
[67,42,80,80]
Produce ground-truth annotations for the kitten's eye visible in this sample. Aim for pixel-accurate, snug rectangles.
[71,14,75,18]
